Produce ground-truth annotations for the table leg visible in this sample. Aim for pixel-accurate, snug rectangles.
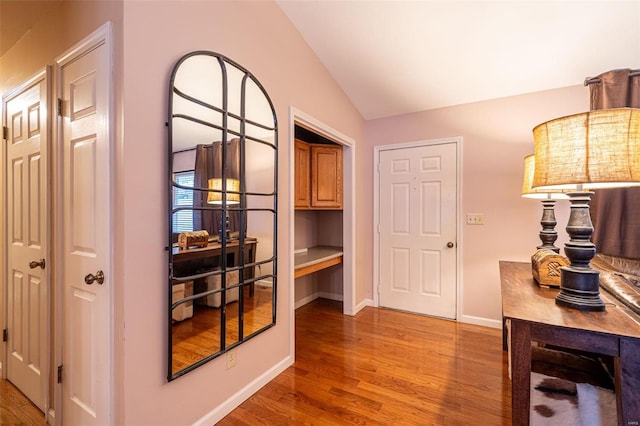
[510,319,532,426]
[617,338,640,426]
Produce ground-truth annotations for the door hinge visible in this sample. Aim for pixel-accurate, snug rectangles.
[2,328,7,342]
[57,98,63,116]
[2,126,7,140]
[57,365,63,384]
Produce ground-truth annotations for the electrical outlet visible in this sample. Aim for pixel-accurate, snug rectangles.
[226,349,237,369]
[466,213,485,225]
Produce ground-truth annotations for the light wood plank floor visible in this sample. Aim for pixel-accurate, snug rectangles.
[0,379,47,425]
[2,299,511,425]
[219,298,512,425]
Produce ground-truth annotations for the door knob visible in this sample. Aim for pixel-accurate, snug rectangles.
[29,259,46,269]
[447,242,455,248]
[84,270,105,285]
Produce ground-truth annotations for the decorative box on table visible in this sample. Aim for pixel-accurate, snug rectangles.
[531,248,569,288]
[178,230,209,249]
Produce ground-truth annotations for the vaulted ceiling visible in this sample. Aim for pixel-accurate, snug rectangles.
[278,1,640,120]
[3,1,639,121]
[0,1,63,57]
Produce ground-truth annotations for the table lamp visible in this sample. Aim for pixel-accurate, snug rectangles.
[532,108,640,311]
[207,178,240,241]
[521,154,568,253]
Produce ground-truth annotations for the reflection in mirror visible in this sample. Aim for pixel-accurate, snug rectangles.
[168,51,277,380]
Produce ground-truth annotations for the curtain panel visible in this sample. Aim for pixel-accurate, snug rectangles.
[589,69,640,258]
[193,139,241,238]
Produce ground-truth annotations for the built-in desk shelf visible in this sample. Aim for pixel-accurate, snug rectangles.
[294,246,343,279]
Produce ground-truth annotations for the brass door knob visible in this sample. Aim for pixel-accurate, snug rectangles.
[447,242,455,248]
[84,270,105,285]
[29,259,46,269]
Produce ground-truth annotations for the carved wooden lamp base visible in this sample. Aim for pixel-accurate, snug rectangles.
[555,191,605,311]
[537,199,560,253]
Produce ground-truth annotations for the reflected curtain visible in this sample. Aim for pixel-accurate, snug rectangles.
[589,69,640,258]
[193,138,240,239]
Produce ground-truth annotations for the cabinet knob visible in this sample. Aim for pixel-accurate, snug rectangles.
[447,242,455,248]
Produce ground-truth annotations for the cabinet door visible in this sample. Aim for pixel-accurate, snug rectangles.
[311,144,343,209]
[294,139,311,208]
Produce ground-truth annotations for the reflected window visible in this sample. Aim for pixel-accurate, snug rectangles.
[173,171,194,233]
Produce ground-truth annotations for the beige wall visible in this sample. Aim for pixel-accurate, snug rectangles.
[294,210,344,306]
[1,1,363,424]
[364,86,589,322]
[2,0,598,423]
[121,1,363,425]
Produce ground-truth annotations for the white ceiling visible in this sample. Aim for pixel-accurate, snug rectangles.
[277,0,640,120]
[3,1,638,121]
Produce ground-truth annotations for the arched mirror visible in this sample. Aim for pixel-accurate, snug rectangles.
[167,51,277,380]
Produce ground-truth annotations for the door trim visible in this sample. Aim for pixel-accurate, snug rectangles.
[1,67,52,418]
[373,137,463,319]
[53,21,113,426]
[288,107,357,357]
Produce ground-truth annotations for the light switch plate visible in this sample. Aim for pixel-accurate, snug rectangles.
[466,213,485,225]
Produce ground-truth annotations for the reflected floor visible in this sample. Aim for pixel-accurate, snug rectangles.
[171,285,273,374]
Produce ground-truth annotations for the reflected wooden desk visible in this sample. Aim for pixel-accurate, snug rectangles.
[500,261,640,426]
[172,237,256,264]
[172,238,257,294]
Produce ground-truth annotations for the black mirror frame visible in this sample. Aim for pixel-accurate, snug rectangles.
[167,51,278,381]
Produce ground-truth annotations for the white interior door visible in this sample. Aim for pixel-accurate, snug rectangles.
[378,142,457,319]
[3,69,50,412]
[58,25,112,426]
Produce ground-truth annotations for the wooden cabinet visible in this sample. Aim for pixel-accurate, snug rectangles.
[295,139,311,208]
[295,139,343,210]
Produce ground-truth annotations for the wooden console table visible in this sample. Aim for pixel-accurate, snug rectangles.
[500,261,640,426]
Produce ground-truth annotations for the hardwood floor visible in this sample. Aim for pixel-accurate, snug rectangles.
[2,299,510,425]
[0,379,46,425]
[219,298,512,425]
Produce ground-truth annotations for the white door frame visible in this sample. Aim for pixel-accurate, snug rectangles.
[373,137,463,319]
[288,107,357,354]
[53,22,114,426]
[1,67,52,416]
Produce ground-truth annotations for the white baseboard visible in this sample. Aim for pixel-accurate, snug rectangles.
[351,298,374,315]
[48,408,55,425]
[317,291,342,302]
[191,355,293,426]
[294,291,345,310]
[294,293,319,310]
[295,293,373,314]
[458,314,502,329]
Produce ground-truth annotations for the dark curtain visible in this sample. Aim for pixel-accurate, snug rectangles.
[590,69,640,258]
[193,138,240,239]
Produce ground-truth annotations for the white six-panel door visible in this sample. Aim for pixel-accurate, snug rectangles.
[57,24,112,426]
[3,69,50,413]
[378,142,457,319]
